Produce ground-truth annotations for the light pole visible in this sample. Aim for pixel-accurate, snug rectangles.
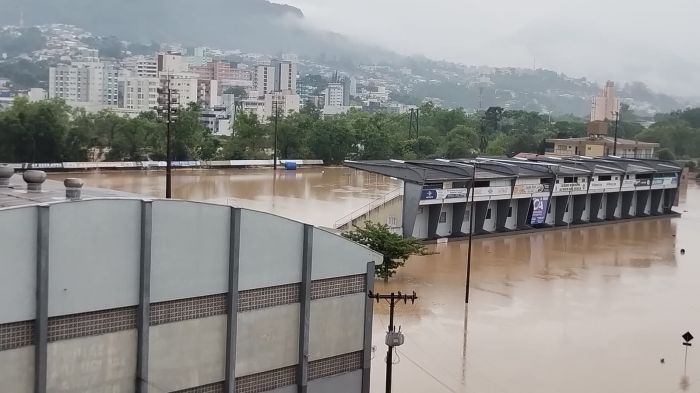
[273,98,279,170]
[465,162,476,303]
[613,111,620,156]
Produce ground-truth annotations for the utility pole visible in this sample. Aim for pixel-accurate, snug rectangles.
[368,291,418,393]
[156,75,178,199]
[415,108,419,139]
[465,162,476,303]
[613,111,620,156]
[408,108,414,139]
[166,82,172,198]
[273,98,279,170]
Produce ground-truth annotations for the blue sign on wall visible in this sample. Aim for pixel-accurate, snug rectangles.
[421,189,438,200]
[531,197,548,225]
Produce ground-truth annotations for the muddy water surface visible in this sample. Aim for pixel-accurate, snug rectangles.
[372,183,699,393]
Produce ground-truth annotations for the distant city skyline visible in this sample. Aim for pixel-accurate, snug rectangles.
[280,0,700,98]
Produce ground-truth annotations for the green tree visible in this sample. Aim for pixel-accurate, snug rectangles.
[224,112,269,159]
[414,136,436,158]
[342,221,424,280]
[308,116,356,163]
[444,125,479,158]
[656,148,675,161]
[223,86,248,100]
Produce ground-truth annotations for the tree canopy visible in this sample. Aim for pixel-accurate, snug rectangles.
[342,221,424,280]
[1,98,699,164]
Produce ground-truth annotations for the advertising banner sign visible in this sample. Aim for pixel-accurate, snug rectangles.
[555,182,587,192]
[530,197,548,225]
[634,178,651,187]
[513,183,550,195]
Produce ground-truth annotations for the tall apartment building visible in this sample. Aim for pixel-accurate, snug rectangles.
[123,56,158,78]
[117,76,159,113]
[325,82,345,107]
[253,60,297,95]
[591,81,620,122]
[160,75,198,107]
[157,52,188,74]
[273,59,297,93]
[48,61,120,111]
[253,64,277,94]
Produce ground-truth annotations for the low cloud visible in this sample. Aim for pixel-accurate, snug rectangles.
[281,0,700,97]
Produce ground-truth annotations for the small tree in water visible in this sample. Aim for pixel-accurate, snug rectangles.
[342,221,424,280]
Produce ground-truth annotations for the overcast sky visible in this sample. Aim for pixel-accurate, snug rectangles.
[281,0,699,98]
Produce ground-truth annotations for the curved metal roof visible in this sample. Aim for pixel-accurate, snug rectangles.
[344,155,682,184]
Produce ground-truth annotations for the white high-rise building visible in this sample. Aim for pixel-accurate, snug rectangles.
[161,75,198,107]
[253,60,297,95]
[118,76,160,113]
[253,64,277,94]
[157,52,187,74]
[275,60,297,93]
[591,81,620,122]
[48,61,120,111]
[124,56,158,78]
[325,83,344,107]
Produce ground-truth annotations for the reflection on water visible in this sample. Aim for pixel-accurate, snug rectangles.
[48,168,700,393]
[48,167,399,227]
[373,182,700,393]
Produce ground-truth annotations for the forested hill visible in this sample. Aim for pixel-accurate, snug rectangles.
[0,0,395,61]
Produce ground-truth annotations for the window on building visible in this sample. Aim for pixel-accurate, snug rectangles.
[387,216,398,227]
[452,181,468,188]
[474,180,490,188]
[563,177,576,183]
[599,175,612,181]
[439,211,447,223]
[485,208,492,220]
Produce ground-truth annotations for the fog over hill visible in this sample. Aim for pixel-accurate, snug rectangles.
[0,0,398,62]
[1,0,695,115]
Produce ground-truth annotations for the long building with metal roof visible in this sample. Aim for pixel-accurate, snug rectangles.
[341,156,682,240]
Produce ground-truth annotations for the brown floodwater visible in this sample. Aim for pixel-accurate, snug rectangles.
[48,168,699,393]
[49,167,400,227]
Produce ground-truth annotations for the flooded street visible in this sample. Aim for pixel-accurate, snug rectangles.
[50,168,699,392]
[373,183,700,393]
